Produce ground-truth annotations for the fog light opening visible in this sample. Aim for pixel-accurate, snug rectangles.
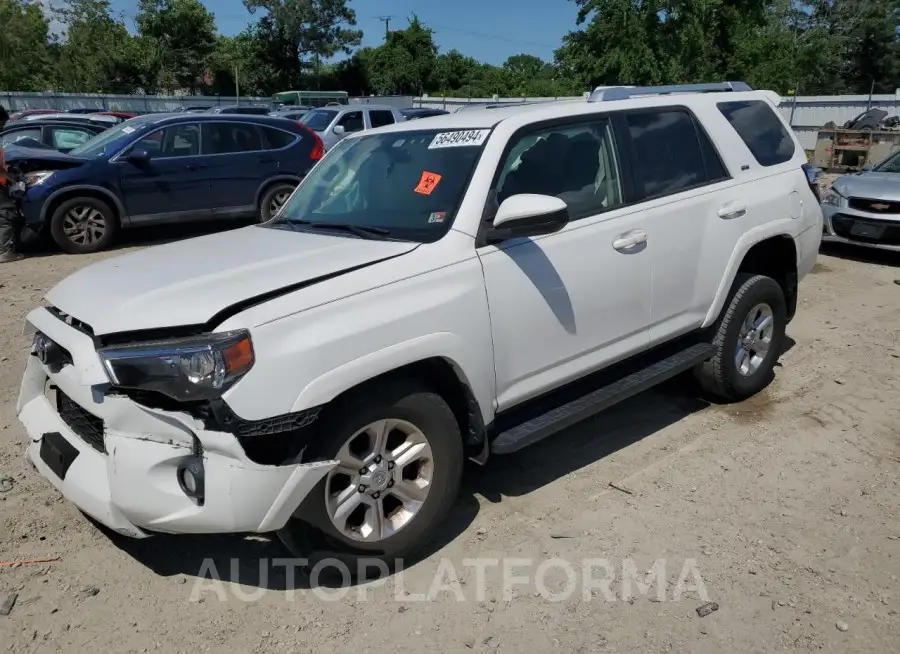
[177,457,205,505]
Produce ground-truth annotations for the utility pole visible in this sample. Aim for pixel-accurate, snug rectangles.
[234,66,240,105]
[377,15,392,41]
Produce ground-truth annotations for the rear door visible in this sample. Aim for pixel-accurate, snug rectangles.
[613,107,737,344]
[203,121,303,218]
[117,122,212,224]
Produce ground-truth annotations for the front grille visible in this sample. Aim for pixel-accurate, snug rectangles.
[831,214,900,246]
[57,391,105,453]
[848,197,900,215]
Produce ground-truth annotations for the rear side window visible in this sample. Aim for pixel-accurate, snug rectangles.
[717,100,795,166]
[624,109,725,199]
[259,126,296,150]
[369,110,395,128]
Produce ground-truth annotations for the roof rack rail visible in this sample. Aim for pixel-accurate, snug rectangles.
[587,81,752,102]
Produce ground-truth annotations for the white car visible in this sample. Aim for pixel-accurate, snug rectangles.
[17,82,822,571]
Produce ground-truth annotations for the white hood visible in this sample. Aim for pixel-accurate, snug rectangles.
[45,225,418,335]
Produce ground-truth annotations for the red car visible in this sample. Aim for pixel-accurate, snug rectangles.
[97,111,136,120]
[8,109,58,122]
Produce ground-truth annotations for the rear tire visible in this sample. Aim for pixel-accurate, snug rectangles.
[49,197,117,254]
[694,273,787,401]
[277,378,464,578]
[259,183,296,223]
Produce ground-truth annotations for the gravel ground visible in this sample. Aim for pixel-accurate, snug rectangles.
[1,227,899,653]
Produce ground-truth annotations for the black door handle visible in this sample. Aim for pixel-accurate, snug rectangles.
[185,163,205,171]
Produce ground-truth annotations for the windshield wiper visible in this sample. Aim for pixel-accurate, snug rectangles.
[288,220,392,240]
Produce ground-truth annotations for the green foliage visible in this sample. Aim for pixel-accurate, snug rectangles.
[136,0,218,93]
[54,0,144,93]
[0,0,55,92]
[555,0,900,95]
[0,0,896,98]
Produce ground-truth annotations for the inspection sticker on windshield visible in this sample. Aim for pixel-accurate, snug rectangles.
[428,129,490,149]
[121,126,135,134]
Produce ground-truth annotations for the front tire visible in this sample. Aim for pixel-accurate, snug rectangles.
[49,197,117,254]
[695,273,787,401]
[277,379,463,575]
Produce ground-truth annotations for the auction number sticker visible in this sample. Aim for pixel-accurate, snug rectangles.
[428,129,490,149]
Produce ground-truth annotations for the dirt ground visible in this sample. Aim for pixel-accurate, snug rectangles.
[1,227,899,653]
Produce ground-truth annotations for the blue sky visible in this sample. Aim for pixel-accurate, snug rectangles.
[103,0,579,65]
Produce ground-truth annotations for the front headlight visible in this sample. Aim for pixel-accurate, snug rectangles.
[822,187,846,207]
[98,330,254,402]
[25,171,54,187]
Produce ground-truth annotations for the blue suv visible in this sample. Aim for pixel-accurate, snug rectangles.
[6,113,323,253]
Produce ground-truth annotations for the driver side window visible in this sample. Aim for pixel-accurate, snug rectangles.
[338,111,364,133]
[493,118,624,222]
[128,124,201,159]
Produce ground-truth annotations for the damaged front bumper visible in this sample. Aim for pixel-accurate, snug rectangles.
[16,307,337,539]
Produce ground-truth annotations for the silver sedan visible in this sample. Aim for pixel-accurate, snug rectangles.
[821,150,900,252]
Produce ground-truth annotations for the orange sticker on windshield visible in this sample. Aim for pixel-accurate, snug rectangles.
[414,171,442,195]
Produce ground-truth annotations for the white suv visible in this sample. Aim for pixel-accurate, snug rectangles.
[17,82,822,571]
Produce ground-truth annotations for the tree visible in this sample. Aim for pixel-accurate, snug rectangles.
[243,0,362,89]
[54,0,144,93]
[0,0,54,92]
[136,0,218,93]
[366,15,438,95]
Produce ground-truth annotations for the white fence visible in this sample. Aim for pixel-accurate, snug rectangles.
[5,89,900,151]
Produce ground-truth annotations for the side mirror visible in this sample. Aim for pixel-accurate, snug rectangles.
[486,194,569,244]
[332,125,346,135]
[861,163,875,172]
[126,149,150,164]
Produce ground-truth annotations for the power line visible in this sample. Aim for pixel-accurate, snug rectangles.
[375,15,393,41]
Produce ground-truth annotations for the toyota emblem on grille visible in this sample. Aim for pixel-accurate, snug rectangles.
[870,202,890,211]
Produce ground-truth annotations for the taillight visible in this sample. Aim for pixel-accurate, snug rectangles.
[802,163,821,203]
[296,121,323,160]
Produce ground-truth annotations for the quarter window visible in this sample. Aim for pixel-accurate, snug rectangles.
[259,126,296,150]
[494,118,624,220]
[624,109,720,199]
[717,100,795,166]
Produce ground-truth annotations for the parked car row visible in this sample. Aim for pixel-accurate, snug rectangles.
[0,102,503,256]
[3,112,324,254]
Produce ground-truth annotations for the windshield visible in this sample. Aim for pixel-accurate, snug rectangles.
[68,117,153,158]
[301,109,338,131]
[270,128,489,242]
[874,150,900,173]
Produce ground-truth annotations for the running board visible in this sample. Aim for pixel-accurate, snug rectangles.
[490,343,715,455]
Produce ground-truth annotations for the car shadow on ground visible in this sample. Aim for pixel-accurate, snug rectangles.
[104,379,710,592]
[104,346,793,593]
[819,241,900,268]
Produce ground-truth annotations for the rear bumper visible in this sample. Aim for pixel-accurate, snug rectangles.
[821,205,900,253]
[17,307,337,538]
